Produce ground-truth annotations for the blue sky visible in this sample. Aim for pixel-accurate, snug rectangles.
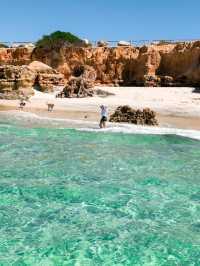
[0,0,199,42]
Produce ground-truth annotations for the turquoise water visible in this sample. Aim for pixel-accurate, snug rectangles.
[0,123,200,265]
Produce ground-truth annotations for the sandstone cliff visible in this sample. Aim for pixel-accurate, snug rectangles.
[31,41,200,86]
[0,41,200,98]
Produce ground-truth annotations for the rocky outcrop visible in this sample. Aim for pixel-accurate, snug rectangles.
[62,76,94,98]
[28,61,65,92]
[109,105,158,126]
[0,61,65,99]
[157,41,200,86]
[0,65,35,99]
[61,65,96,98]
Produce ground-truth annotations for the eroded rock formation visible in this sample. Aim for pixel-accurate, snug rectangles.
[62,76,94,98]
[28,61,65,92]
[0,65,35,99]
[109,105,158,126]
[62,65,96,98]
[0,61,65,99]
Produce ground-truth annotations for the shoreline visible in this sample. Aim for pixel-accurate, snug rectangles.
[1,105,200,130]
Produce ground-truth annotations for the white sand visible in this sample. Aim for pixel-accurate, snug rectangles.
[29,86,200,116]
[2,86,200,115]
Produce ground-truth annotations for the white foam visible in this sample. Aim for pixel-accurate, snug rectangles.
[77,123,200,140]
[1,110,200,140]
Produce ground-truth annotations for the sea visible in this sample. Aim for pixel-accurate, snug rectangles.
[0,112,200,265]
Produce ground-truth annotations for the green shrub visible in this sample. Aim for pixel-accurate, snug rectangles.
[0,43,8,48]
[36,31,82,48]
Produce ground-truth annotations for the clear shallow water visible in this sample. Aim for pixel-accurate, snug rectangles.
[0,123,200,265]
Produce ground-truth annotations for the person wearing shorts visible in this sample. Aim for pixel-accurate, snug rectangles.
[99,105,108,128]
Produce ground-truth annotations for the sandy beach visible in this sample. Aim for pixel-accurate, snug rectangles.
[1,86,200,130]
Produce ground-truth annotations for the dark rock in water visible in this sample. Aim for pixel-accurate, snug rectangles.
[109,105,158,126]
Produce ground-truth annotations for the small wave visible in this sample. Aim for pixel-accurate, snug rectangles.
[1,110,200,140]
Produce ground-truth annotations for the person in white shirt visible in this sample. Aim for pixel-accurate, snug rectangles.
[99,105,108,128]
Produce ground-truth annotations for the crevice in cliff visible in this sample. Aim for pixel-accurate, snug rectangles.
[73,65,85,77]
[33,75,42,91]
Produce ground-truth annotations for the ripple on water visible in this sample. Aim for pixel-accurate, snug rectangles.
[0,124,200,265]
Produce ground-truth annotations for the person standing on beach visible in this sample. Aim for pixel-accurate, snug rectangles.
[99,105,108,128]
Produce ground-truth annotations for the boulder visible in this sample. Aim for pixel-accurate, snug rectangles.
[109,105,158,126]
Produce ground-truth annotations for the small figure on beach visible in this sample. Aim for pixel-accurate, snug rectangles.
[46,102,54,112]
[19,99,26,110]
[99,105,108,128]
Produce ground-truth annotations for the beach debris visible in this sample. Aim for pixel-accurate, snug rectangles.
[109,105,158,126]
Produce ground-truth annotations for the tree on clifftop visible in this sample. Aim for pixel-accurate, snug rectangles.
[36,31,83,48]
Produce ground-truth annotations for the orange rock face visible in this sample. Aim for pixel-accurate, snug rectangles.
[0,47,33,66]
[1,41,200,88]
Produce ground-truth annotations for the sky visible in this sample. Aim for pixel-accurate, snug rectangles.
[0,0,199,42]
